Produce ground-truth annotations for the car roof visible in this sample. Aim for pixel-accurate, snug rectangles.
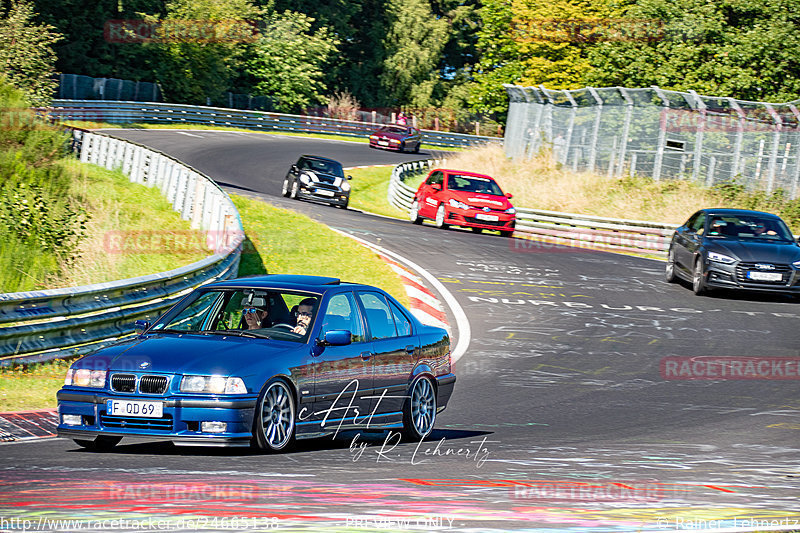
[203,274,373,294]
[701,208,783,219]
[433,168,496,181]
[298,155,342,164]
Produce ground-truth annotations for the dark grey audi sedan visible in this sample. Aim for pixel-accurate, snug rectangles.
[666,208,800,295]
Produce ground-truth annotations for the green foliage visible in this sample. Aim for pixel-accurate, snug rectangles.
[244,10,339,112]
[586,0,800,102]
[0,0,61,104]
[712,180,800,232]
[380,0,449,107]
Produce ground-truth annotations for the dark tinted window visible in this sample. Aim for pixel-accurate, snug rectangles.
[388,300,412,337]
[708,214,794,242]
[446,175,503,195]
[427,171,444,186]
[321,293,365,343]
[358,292,397,340]
[687,213,705,233]
[298,158,344,178]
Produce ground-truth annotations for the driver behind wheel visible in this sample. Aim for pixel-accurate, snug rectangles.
[292,298,315,335]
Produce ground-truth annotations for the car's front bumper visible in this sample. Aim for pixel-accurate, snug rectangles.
[56,389,257,447]
[445,209,516,232]
[369,139,403,151]
[704,261,800,292]
[296,186,349,206]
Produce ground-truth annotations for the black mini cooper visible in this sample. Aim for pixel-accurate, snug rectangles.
[282,155,351,209]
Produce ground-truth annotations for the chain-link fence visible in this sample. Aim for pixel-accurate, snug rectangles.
[58,74,162,102]
[504,84,800,198]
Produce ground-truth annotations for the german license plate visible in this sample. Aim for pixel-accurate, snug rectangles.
[747,271,782,281]
[378,141,389,146]
[106,399,163,418]
[476,213,499,222]
[315,189,335,197]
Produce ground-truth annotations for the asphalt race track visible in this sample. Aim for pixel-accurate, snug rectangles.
[3,129,799,532]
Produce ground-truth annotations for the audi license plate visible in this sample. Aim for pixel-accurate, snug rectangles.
[476,213,499,222]
[747,271,783,282]
[106,399,163,418]
[315,189,335,197]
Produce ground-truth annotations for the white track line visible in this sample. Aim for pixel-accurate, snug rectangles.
[333,230,470,363]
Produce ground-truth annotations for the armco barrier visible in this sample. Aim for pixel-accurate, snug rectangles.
[387,160,678,256]
[46,100,502,149]
[0,130,244,365]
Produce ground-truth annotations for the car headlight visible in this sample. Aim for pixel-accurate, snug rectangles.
[369,135,378,140]
[390,139,401,144]
[299,173,311,185]
[180,375,247,394]
[505,207,516,214]
[449,198,469,210]
[66,368,106,388]
[341,181,351,192]
[708,251,736,264]
[793,259,800,268]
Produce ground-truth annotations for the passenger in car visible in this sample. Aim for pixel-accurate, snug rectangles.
[292,298,316,335]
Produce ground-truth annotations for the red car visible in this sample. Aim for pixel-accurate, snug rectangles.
[369,125,422,153]
[409,169,516,236]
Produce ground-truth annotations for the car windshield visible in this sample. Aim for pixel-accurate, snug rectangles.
[380,126,408,134]
[706,215,795,243]
[299,158,344,178]
[447,174,504,195]
[150,288,320,342]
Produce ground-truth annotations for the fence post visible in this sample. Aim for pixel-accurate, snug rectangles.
[764,103,782,194]
[706,156,716,187]
[616,88,633,177]
[608,136,618,177]
[564,90,577,167]
[587,87,604,173]
[789,104,800,198]
[688,90,706,183]
[652,86,670,181]
[728,98,746,180]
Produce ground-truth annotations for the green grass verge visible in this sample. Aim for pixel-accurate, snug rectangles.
[232,193,409,308]
[63,120,461,152]
[0,360,70,412]
[347,165,428,219]
[38,161,210,290]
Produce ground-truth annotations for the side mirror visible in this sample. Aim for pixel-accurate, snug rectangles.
[506,192,513,199]
[320,330,352,346]
[291,165,298,173]
[347,175,352,181]
[134,320,151,335]
[431,183,442,191]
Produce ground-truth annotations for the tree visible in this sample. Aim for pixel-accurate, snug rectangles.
[243,10,338,113]
[148,0,263,105]
[380,0,449,107]
[0,0,61,104]
[586,0,800,102]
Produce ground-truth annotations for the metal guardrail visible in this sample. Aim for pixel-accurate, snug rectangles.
[46,100,502,149]
[0,130,244,366]
[387,160,678,256]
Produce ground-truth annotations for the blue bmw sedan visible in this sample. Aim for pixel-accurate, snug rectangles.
[57,275,455,452]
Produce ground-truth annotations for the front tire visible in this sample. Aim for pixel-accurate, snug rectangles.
[253,379,296,452]
[693,258,708,295]
[290,180,299,199]
[409,200,423,225]
[402,376,436,441]
[665,247,678,283]
[399,141,406,153]
[413,142,420,154]
[435,204,449,229]
[500,230,514,238]
[281,178,290,197]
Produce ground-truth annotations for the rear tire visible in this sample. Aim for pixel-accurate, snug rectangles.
[252,379,296,452]
[409,200,423,225]
[281,178,290,197]
[290,180,298,199]
[471,227,482,234]
[402,376,436,441]
[665,248,678,283]
[435,204,449,229]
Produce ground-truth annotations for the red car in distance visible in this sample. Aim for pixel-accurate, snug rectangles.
[409,169,516,236]
[369,125,422,153]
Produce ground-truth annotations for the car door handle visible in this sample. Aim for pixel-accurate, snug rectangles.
[360,351,373,361]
